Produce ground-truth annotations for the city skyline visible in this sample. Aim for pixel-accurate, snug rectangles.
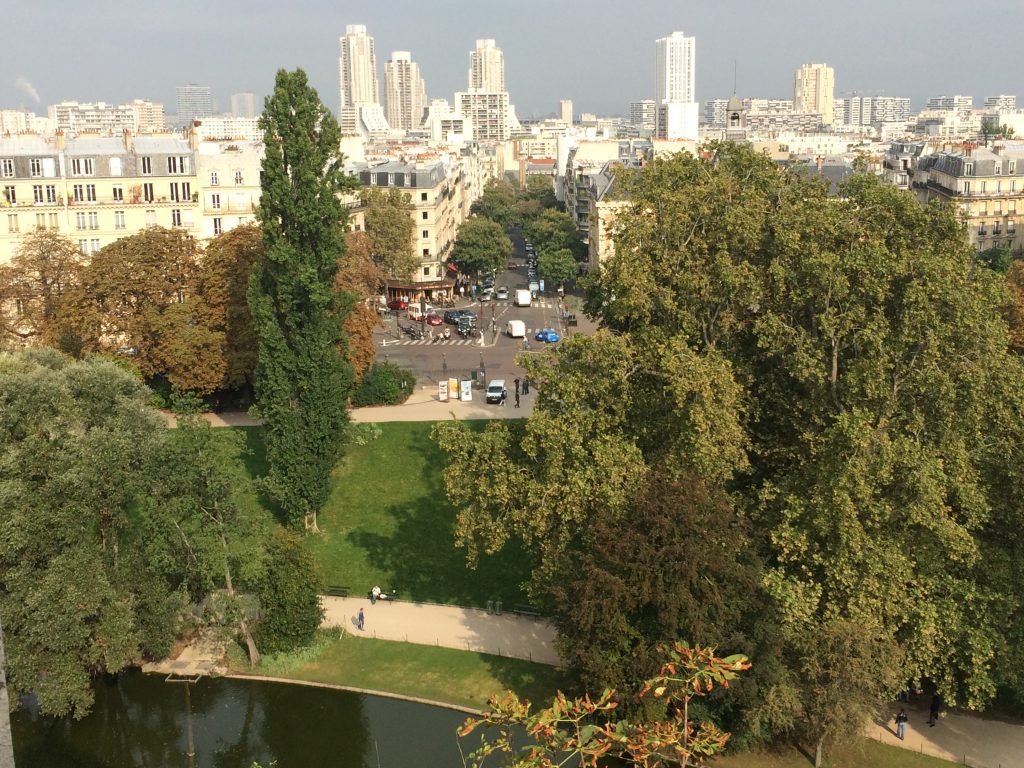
[1,0,1020,119]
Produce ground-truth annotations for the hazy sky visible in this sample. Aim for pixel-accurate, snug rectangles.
[2,0,1021,118]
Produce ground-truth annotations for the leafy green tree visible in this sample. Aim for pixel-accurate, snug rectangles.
[249,68,357,532]
[526,208,584,260]
[0,229,83,349]
[0,350,173,717]
[978,243,1013,273]
[252,529,323,654]
[470,178,519,227]
[450,216,512,277]
[361,187,417,280]
[538,247,578,288]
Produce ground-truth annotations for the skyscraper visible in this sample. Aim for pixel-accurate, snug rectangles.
[469,39,505,92]
[793,63,835,126]
[654,31,698,140]
[176,84,214,121]
[560,100,573,124]
[339,24,389,134]
[231,92,256,119]
[384,51,427,131]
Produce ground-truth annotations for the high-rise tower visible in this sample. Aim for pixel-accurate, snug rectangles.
[468,39,505,92]
[384,51,427,131]
[339,24,389,134]
[793,63,835,126]
[654,31,698,140]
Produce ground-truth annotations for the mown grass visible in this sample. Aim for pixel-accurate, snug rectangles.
[231,628,570,712]
[716,739,958,768]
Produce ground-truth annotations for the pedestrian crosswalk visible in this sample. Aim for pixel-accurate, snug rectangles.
[380,327,560,346]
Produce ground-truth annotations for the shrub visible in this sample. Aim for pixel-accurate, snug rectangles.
[252,530,323,655]
[351,361,414,406]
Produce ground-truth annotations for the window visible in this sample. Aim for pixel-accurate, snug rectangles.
[79,240,88,255]
[213,217,223,235]
[167,156,190,174]
[1010,160,1017,175]
[182,182,190,201]
[0,159,13,177]
[211,193,221,210]
[420,192,428,202]
[995,202,1002,214]
[48,212,59,229]
[143,183,154,202]
[963,181,971,194]
[1010,220,1016,235]
[73,184,84,203]
[141,156,152,175]
[46,185,56,203]
[979,222,988,236]
[33,185,43,203]
[980,202,988,215]
[170,183,181,202]
[7,213,18,233]
[980,181,987,194]
[90,239,100,253]
[421,211,428,220]
[422,248,430,257]
[995,163,1002,176]
[423,266,431,276]
[210,170,219,186]
[145,209,156,226]
[3,185,15,204]
[86,184,96,202]
[1011,201,1018,214]
[171,209,182,226]
[965,163,974,176]
[234,170,244,185]
[422,229,429,238]
[71,158,94,176]
[35,213,46,229]
[88,212,99,230]
[30,158,42,177]
[114,210,125,229]
[995,222,1002,235]
[109,157,122,176]
[76,212,87,230]
[112,185,123,202]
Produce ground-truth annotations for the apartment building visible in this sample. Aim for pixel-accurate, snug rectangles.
[912,145,1024,254]
[1,131,201,264]
[194,139,263,238]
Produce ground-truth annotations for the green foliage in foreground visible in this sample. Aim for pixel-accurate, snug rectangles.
[350,361,415,406]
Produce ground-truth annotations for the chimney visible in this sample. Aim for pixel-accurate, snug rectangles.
[188,120,200,150]
[55,129,65,151]
[816,155,824,172]
[123,128,133,152]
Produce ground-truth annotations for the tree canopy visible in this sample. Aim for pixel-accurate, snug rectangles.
[360,187,417,281]
[249,68,358,531]
[450,216,512,277]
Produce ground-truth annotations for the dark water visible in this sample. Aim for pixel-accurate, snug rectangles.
[11,670,470,768]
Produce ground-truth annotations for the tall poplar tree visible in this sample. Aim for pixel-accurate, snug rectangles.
[249,69,357,532]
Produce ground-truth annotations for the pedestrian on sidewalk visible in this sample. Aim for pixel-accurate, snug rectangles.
[357,608,365,631]
[895,709,908,740]
[371,585,381,605]
[514,390,520,408]
[514,378,520,395]
[928,694,942,727]
[523,377,530,394]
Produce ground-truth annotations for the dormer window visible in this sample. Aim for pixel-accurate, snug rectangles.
[965,163,974,176]
[995,163,1002,175]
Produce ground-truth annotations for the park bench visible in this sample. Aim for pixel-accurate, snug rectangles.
[511,604,543,618]
[325,585,350,597]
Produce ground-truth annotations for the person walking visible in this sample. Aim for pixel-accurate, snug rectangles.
[523,377,530,394]
[928,694,942,727]
[514,389,520,408]
[514,378,521,395]
[895,709,908,740]
[357,607,365,631]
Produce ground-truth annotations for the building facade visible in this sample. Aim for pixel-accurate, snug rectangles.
[47,101,165,135]
[456,91,511,141]
[633,100,658,130]
[231,92,256,119]
[175,85,214,121]
[793,63,835,126]
[655,31,698,140]
[469,39,505,92]
[339,24,388,135]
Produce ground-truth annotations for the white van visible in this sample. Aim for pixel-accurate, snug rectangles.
[514,289,532,307]
[506,319,526,338]
[528,280,540,298]
[407,303,433,321]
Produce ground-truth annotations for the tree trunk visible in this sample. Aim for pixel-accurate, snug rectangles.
[222,530,260,667]
[814,737,824,768]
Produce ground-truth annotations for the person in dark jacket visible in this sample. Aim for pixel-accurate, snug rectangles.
[928,694,942,727]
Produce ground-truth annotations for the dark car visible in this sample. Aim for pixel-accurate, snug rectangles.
[443,309,466,324]
[387,298,409,311]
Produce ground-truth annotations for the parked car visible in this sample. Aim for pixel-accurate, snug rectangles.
[425,313,443,326]
[486,379,507,404]
[387,298,408,311]
[478,289,494,301]
[483,275,495,288]
[535,328,561,343]
[443,309,466,324]
[495,286,509,300]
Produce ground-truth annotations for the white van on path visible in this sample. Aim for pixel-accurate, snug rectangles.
[506,319,526,338]
[514,289,532,307]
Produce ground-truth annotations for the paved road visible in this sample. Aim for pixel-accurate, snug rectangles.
[321,595,559,665]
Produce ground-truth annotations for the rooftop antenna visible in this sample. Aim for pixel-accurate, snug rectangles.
[733,59,738,95]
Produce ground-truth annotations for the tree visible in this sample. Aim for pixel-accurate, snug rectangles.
[337,231,386,380]
[252,529,323,654]
[526,208,584,260]
[977,243,1013,273]
[249,68,357,531]
[361,187,417,280]
[537,247,578,287]
[459,643,750,768]
[470,178,519,228]
[450,216,512,277]
[196,224,262,393]
[0,229,83,349]
[0,350,174,717]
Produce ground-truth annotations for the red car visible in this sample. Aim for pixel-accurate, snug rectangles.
[425,313,443,326]
[387,298,409,311]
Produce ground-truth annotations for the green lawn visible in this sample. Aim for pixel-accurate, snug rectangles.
[235,422,532,609]
[716,739,957,768]
[235,630,570,712]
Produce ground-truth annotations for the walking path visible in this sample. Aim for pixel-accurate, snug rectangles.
[320,595,558,665]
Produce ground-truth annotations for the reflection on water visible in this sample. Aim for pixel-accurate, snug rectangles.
[11,670,468,767]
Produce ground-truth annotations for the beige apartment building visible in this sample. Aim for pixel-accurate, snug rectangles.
[912,145,1024,254]
[1,131,201,263]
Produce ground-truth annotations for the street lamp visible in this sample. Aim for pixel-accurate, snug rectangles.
[442,353,448,379]
[479,352,486,386]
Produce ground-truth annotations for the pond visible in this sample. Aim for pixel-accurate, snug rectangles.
[11,670,471,768]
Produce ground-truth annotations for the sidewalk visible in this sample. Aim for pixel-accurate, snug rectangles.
[320,595,559,665]
[869,701,1024,767]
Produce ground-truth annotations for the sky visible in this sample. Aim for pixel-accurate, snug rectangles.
[2,0,1022,119]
